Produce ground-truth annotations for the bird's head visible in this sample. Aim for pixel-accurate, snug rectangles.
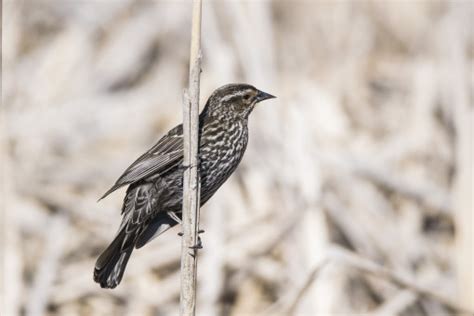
[204,83,275,119]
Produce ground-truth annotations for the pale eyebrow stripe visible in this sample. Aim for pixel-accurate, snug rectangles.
[221,89,252,103]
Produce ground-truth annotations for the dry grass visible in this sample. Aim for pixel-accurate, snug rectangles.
[1,1,473,315]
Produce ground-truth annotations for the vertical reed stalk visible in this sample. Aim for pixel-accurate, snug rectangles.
[180,0,202,315]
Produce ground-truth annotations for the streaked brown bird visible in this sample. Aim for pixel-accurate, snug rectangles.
[94,83,275,288]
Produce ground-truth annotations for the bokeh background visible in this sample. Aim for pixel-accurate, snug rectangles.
[1,1,473,315]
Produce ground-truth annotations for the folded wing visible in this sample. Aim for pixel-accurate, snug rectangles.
[100,124,184,200]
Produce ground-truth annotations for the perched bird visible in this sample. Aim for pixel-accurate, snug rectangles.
[94,83,275,288]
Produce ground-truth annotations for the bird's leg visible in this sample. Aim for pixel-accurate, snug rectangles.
[168,211,182,225]
[169,211,187,237]
[171,206,204,248]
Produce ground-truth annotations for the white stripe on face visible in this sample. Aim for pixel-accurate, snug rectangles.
[220,89,253,103]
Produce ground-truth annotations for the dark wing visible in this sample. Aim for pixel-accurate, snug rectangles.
[99,124,184,200]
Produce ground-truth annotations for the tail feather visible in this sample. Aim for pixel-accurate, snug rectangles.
[93,212,180,288]
[94,229,133,289]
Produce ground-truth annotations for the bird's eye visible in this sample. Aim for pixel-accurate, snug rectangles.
[243,94,251,101]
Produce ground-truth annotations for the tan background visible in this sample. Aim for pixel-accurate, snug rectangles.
[1,1,473,315]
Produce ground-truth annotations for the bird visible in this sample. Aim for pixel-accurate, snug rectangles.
[94,83,275,288]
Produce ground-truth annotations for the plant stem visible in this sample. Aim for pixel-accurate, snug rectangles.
[179,0,202,315]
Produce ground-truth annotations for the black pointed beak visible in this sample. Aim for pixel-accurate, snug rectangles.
[256,90,276,102]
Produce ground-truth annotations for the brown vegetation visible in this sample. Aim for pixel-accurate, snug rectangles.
[1,1,472,315]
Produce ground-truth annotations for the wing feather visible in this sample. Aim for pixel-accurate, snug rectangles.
[99,124,184,200]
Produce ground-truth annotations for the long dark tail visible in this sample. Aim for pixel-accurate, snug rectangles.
[94,228,133,289]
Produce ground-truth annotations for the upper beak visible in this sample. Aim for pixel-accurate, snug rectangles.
[256,90,276,102]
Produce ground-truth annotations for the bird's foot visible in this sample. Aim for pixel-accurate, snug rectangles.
[178,229,205,250]
[177,229,205,237]
[189,236,203,250]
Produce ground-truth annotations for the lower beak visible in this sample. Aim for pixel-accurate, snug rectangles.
[256,90,276,102]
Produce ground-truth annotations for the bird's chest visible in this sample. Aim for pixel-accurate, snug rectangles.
[199,122,248,187]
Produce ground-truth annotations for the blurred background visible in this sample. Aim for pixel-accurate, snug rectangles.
[1,1,473,315]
